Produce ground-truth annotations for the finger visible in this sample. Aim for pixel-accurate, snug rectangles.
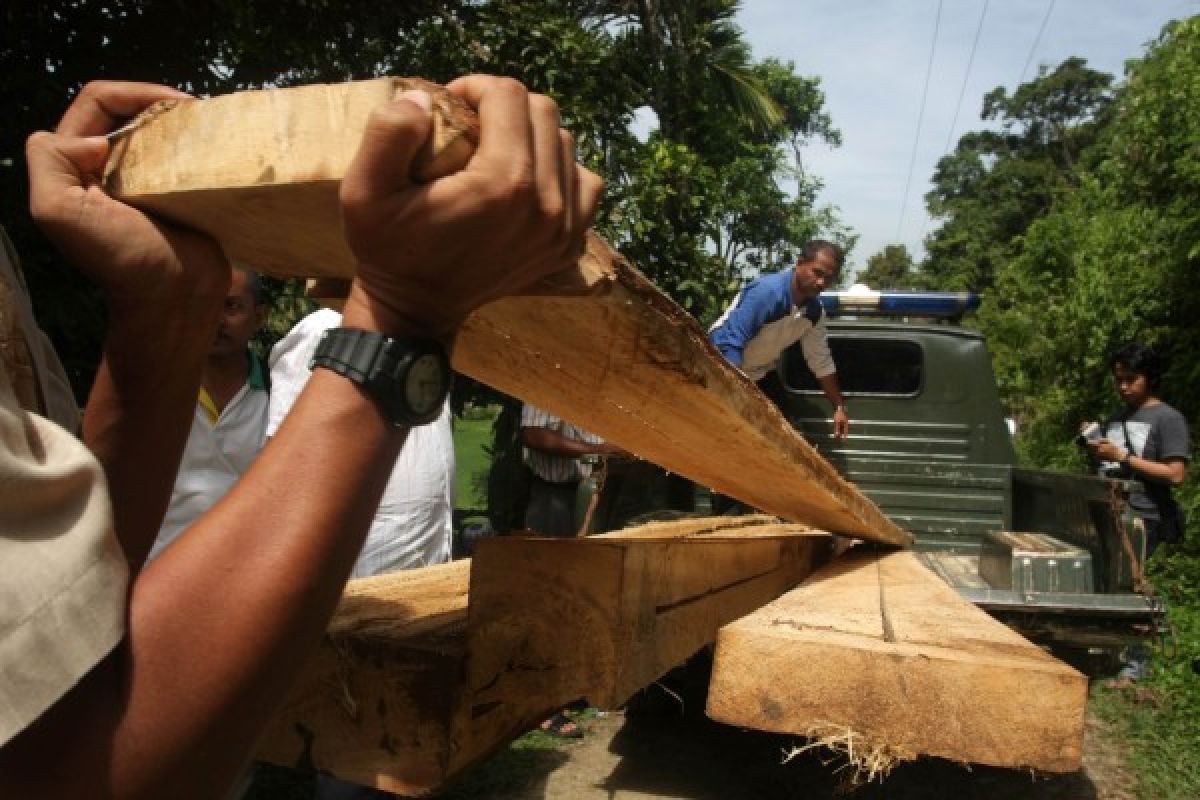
[446,75,533,176]
[573,165,605,235]
[558,129,577,239]
[340,90,434,215]
[57,81,191,137]
[26,132,111,220]
[528,94,566,228]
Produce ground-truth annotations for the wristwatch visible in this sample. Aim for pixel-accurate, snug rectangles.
[310,327,451,426]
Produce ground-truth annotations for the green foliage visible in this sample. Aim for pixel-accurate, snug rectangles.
[858,244,921,289]
[453,412,495,513]
[5,0,843,401]
[922,58,1115,294]
[1093,537,1200,800]
[928,18,1200,793]
[980,18,1200,466]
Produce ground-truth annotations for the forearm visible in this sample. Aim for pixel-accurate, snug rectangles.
[3,369,405,798]
[817,373,845,408]
[83,277,227,571]
[523,427,610,458]
[1126,454,1186,486]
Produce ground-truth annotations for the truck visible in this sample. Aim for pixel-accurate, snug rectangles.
[752,287,1161,666]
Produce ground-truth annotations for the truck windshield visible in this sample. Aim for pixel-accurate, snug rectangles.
[783,337,924,396]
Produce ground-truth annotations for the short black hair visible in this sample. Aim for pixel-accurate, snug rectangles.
[1109,341,1164,390]
[799,239,844,270]
[236,267,267,306]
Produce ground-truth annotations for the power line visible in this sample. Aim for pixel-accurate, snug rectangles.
[943,0,990,155]
[1019,0,1058,85]
[921,0,991,248]
[896,0,944,244]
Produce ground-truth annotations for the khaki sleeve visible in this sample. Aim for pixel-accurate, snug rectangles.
[0,360,129,748]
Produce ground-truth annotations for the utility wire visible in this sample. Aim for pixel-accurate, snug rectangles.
[896,0,944,244]
[922,0,991,247]
[1019,0,1058,85]
[943,0,990,155]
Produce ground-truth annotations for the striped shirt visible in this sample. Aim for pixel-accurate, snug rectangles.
[521,404,603,484]
[709,268,836,382]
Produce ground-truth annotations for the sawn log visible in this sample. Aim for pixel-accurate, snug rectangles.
[705,548,1088,773]
[102,78,910,545]
[256,516,831,793]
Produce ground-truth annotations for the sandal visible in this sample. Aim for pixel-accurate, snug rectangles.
[539,711,583,739]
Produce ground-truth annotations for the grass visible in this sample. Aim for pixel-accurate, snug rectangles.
[429,709,599,799]
[454,410,496,513]
[1092,542,1200,799]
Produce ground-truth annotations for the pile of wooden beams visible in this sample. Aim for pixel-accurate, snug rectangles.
[256,517,832,794]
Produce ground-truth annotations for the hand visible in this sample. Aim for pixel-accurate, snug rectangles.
[833,406,850,440]
[338,75,604,339]
[25,81,229,307]
[1093,438,1127,462]
[601,442,633,459]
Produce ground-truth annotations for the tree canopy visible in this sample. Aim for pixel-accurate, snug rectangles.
[921,57,1114,294]
[858,244,920,289]
[918,18,1198,490]
[2,0,844,396]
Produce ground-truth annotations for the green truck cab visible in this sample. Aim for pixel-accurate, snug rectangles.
[757,288,1161,658]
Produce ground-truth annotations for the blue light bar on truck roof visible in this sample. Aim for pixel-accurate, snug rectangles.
[818,287,981,318]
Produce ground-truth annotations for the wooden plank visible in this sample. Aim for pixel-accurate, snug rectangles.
[102,78,910,546]
[255,517,830,793]
[255,560,470,796]
[453,520,830,774]
[705,548,1088,773]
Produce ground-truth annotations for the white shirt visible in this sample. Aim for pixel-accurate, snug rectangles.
[266,309,455,577]
[520,403,603,484]
[149,363,269,560]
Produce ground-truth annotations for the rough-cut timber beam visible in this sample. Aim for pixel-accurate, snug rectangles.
[102,78,909,545]
[256,517,830,794]
[706,548,1088,773]
[453,518,830,775]
[254,559,470,796]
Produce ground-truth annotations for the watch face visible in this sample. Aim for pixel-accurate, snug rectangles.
[406,353,447,416]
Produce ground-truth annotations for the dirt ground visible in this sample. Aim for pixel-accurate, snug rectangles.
[437,694,1138,800]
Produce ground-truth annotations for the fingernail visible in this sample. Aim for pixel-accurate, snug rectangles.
[399,89,433,114]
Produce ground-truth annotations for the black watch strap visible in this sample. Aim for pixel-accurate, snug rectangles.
[310,327,450,427]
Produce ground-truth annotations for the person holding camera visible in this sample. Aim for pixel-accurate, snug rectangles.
[1082,342,1190,558]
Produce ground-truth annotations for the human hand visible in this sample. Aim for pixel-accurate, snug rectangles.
[338,75,604,339]
[26,81,229,307]
[833,406,850,440]
[1093,438,1127,462]
[601,442,633,459]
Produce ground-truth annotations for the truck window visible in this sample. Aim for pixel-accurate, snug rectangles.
[782,337,924,396]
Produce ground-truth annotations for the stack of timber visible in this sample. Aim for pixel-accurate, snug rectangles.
[256,516,832,794]
[706,548,1089,774]
[103,77,908,545]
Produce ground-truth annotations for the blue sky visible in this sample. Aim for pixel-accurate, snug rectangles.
[735,0,1198,274]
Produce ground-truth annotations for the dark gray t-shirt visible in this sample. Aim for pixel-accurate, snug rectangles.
[1100,402,1191,518]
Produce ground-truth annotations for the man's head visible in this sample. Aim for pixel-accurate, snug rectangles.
[1108,341,1163,407]
[211,268,266,359]
[792,240,844,302]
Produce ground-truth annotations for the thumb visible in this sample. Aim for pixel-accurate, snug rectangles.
[27,132,110,221]
[340,89,433,214]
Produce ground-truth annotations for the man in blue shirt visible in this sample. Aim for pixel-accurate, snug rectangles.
[710,240,849,438]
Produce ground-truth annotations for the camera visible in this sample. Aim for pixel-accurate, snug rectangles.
[1075,421,1103,447]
